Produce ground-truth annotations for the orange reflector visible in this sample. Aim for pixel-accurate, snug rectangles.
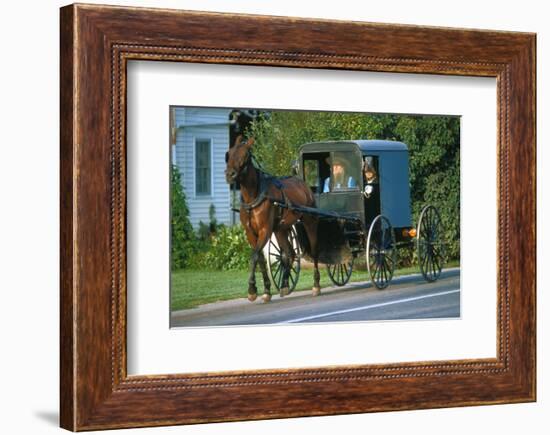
[402,228,417,238]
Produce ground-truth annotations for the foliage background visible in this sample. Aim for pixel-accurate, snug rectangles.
[171,110,460,271]
[249,111,460,264]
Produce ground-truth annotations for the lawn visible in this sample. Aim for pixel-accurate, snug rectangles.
[171,260,459,311]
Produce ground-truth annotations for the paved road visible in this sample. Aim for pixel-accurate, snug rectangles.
[171,268,460,328]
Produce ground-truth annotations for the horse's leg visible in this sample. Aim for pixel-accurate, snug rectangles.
[275,229,292,297]
[253,227,273,303]
[257,250,272,302]
[244,230,259,302]
[303,215,321,296]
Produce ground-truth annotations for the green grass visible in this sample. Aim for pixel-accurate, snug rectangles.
[171,259,460,311]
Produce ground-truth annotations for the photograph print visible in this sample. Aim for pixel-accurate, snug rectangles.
[170,107,460,328]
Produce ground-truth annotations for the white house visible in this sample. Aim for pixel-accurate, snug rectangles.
[171,106,237,228]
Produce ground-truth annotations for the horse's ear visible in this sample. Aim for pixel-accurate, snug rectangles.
[245,137,255,148]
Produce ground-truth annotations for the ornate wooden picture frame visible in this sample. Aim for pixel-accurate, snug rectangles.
[60,3,536,431]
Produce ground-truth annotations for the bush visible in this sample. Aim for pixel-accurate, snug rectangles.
[171,165,196,270]
[170,166,250,271]
[197,204,219,242]
[194,225,251,271]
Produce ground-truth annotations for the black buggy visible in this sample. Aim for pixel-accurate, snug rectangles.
[265,140,446,291]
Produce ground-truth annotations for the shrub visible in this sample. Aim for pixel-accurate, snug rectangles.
[199,225,251,270]
[208,204,218,234]
[171,165,196,270]
[197,204,219,242]
[197,221,211,242]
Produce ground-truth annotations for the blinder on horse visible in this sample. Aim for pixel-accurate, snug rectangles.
[226,148,252,181]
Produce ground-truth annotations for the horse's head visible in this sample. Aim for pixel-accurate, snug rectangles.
[225,135,254,184]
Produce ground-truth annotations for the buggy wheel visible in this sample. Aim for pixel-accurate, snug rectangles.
[267,226,301,293]
[417,205,445,282]
[366,215,396,290]
[326,259,354,287]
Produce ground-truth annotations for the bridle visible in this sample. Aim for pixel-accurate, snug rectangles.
[226,146,252,181]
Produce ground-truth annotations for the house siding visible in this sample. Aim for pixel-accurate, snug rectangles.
[173,107,234,228]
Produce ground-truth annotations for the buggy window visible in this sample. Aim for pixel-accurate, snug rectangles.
[363,156,379,184]
[304,160,319,190]
[363,155,381,223]
[329,151,360,192]
[303,152,329,194]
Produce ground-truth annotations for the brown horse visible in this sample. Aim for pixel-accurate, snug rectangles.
[225,136,321,302]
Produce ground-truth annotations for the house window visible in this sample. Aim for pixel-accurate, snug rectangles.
[195,139,211,196]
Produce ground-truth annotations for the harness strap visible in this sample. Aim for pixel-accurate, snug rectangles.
[240,189,268,211]
[240,170,291,213]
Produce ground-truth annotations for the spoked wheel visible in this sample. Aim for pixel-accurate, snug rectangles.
[326,259,354,287]
[417,205,445,282]
[267,226,301,294]
[366,215,396,290]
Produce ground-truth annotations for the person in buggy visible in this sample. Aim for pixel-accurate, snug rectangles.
[322,157,357,192]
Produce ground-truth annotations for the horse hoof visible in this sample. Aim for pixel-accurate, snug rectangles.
[312,287,321,297]
[262,293,272,303]
[248,293,257,302]
[279,287,290,297]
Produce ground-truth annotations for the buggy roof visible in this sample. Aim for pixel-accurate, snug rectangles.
[299,140,408,154]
